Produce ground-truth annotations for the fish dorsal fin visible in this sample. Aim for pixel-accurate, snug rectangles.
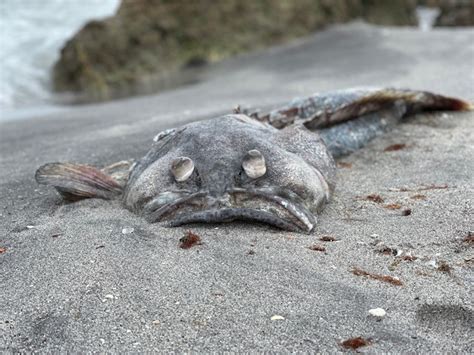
[35,162,123,200]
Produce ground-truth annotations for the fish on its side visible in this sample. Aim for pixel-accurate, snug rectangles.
[35,88,471,233]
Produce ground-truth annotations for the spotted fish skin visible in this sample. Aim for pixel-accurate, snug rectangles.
[35,88,471,233]
[254,88,471,130]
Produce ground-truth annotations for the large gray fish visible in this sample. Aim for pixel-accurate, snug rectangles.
[36,88,471,233]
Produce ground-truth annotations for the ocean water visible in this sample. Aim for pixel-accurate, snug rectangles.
[0,0,119,119]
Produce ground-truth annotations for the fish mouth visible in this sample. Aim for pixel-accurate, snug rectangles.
[143,188,316,233]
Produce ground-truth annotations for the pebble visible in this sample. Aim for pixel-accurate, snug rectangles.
[270,315,285,321]
[121,227,134,234]
[104,294,115,300]
[368,308,386,317]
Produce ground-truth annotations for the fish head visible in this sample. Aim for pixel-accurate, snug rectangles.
[124,115,336,233]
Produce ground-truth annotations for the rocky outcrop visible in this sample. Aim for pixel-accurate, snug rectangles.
[53,0,468,101]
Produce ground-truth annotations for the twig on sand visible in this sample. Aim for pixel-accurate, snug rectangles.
[351,267,403,286]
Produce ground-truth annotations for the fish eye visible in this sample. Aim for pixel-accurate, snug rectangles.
[242,149,266,179]
[170,157,194,182]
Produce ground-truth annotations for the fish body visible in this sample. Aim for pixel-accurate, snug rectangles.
[35,88,471,233]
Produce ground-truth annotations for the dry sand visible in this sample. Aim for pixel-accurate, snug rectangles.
[0,23,473,352]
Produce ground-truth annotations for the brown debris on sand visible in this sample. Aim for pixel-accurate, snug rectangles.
[341,336,371,349]
[319,235,337,242]
[463,232,474,245]
[308,244,326,252]
[437,261,452,273]
[179,231,202,249]
[364,194,384,203]
[351,267,403,286]
[401,209,412,216]
[384,143,407,152]
[384,203,402,210]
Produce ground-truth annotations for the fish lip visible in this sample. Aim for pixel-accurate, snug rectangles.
[167,208,310,232]
[143,188,316,233]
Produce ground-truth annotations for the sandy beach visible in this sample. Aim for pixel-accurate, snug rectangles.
[0,23,473,352]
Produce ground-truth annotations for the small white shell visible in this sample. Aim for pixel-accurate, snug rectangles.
[170,157,194,182]
[242,149,266,179]
[368,308,386,317]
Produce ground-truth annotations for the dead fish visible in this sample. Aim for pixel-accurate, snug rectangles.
[35,88,471,233]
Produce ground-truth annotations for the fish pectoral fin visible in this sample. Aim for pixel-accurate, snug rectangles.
[35,162,123,201]
[100,159,134,187]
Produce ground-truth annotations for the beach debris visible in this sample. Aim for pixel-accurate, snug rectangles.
[179,231,202,249]
[247,249,256,255]
[384,203,402,210]
[337,161,352,169]
[401,208,412,216]
[401,254,417,262]
[0,247,6,254]
[375,244,418,264]
[351,267,403,286]
[104,294,115,301]
[270,315,285,321]
[121,227,134,234]
[389,184,449,192]
[308,244,326,252]
[26,225,35,229]
[410,194,426,200]
[368,308,386,318]
[437,261,452,273]
[365,194,384,203]
[319,235,337,242]
[341,337,371,350]
[152,320,160,326]
[375,244,398,256]
[463,232,474,244]
[384,143,406,152]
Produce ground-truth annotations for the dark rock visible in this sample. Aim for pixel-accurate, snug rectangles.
[52,0,417,101]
